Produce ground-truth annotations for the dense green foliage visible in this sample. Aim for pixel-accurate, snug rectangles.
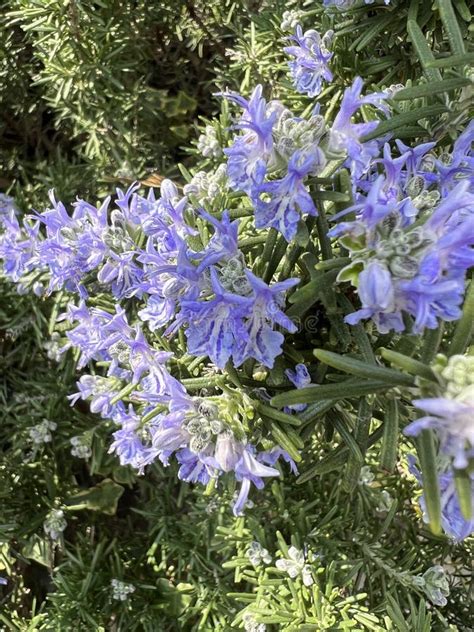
[1,1,473,630]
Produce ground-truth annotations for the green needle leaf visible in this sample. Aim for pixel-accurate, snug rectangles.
[380,399,399,472]
[392,77,471,100]
[407,19,443,84]
[453,468,473,520]
[256,402,302,427]
[437,0,466,56]
[361,105,448,142]
[378,348,439,382]
[416,430,442,535]
[271,379,390,408]
[313,349,415,386]
[297,425,384,484]
[449,279,474,355]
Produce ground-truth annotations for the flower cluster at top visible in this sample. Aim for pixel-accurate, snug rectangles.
[331,123,474,334]
[221,77,389,241]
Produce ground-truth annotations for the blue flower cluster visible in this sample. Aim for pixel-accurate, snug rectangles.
[62,302,295,514]
[0,194,39,289]
[0,180,301,513]
[331,123,474,333]
[222,78,388,241]
[1,20,472,538]
[0,180,299,369]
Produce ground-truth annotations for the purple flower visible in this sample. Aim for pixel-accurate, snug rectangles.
[69,375,122,418]
[329,78,389,179]
[176,449,217,484]
[149,409,191,458]
[214,431,243,472]
[222,85,277,194]
[284,363,312,413]
[233,271,299,368]
[138,180,191,239]
[285,363,311,390]
[192,210,240,272]
[127,328,173,383]
[137,295,176,331]
[63,302,132,369]
[97,251,144,300]
[182,267,251,368]
[284,27,333,97]
[252,150,321,242]
[32,190,108,296]
[406,395,474,470]
[0,207,39,282]
[345,261,404,333]
[436,120,474,193]
[233,449,280,516]
[259,447,299,475]
[109,406,157,474]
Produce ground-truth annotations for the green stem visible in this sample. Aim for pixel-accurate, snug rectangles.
[110,382,136,405]
[450,279,474,355]
[181,376,224,390]
[420,323,444,364]
[315,203,333,261]
[255,227,278,277]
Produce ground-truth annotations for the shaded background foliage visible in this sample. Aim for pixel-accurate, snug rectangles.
[0,0,473,630]
[0,0,255,207]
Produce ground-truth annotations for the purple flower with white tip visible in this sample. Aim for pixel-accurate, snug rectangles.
[214,431,243,472]
[222,85,277,194]
[233,271,299,368]
[252,150,322,242]
[284,26,333,97]
[329,77,389,179]
[233,449,280,516]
